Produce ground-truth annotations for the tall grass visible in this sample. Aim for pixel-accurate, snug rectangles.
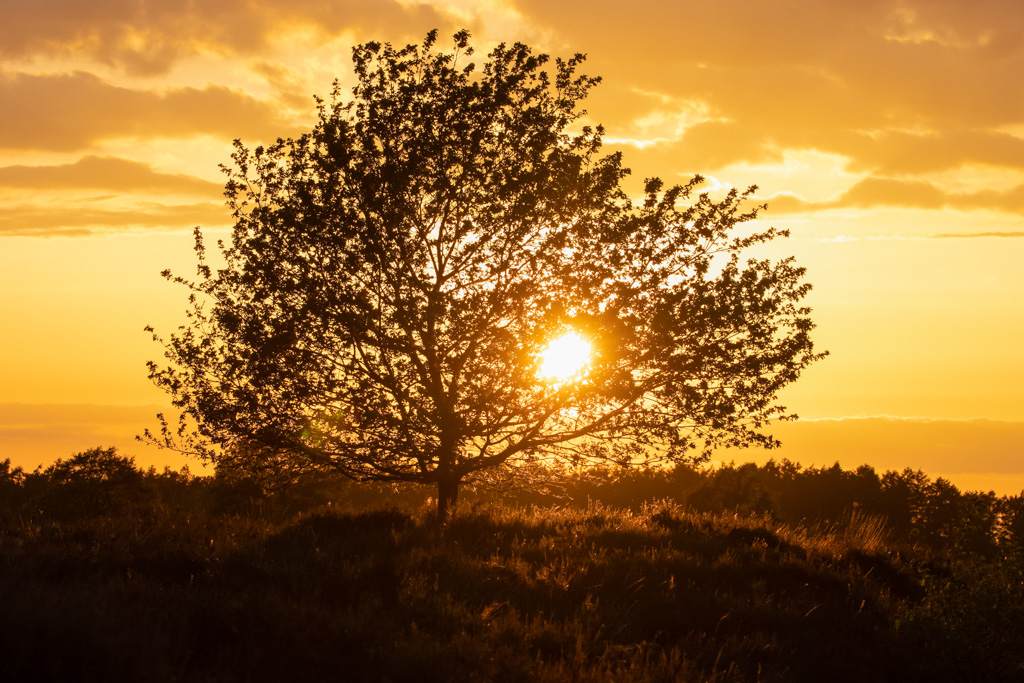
[3,451,1023,682]
[2,498,978,682]
[792,508,891,557]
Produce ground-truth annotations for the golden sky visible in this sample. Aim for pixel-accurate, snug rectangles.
[2,0,1022,491]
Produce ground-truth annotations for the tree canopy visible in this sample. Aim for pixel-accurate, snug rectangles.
[146,30,825,518]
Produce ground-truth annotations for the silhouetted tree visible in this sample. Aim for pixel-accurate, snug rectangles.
[954,491,999,558]
[0,459,27,520]
[147,31,824,518]
[38,447,148,518]
[880,468,932,538]
[998,494,1024,553]
[42,446,139,485]
[686,462,776,517]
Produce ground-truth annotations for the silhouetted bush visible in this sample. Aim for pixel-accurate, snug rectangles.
[999,494,1024,556]
[898,554,1024,682]
[29,447,152,520]
[0,458,29,523]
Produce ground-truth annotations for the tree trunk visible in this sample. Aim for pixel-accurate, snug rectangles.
[437,475,460,521]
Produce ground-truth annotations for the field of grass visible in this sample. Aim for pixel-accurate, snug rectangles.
[2,453,1024,682]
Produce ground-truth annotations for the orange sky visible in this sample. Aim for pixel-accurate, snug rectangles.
[1,0,1022,492]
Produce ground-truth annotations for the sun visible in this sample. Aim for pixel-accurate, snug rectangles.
[539,332,591,382]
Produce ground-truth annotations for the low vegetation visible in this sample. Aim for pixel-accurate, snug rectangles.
[2,449,1023,682]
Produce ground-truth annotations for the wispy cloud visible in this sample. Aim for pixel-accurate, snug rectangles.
[515,0,1024,187]
[931,231,1024,239]
[758,178,1024,216]
[0,71,297,151]
[0,201,229,236]
[0,156,221,195]
[796,415,1024,424]
[0,0,450,74]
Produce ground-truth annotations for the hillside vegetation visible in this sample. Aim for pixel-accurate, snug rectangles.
[2,449,1024,682]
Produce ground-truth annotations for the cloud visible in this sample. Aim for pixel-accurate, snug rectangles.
[759,177,1024,216]
[839,177,947,209]
[510,0,1024,178]
[843,130,1024,174]
[0,200,229,237]
[840,177,1024,213]
[523,0,1023,123]
[4,0,1022,177]
[0,71,297,151]
[675,121,783,169]
[0,0,449,75]
[932,231,1024,239]
[251,61,316,110]
[0,156,222,195]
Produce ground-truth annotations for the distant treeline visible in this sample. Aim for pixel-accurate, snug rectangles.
[4,447,1023,559]
[527,460,1024,558]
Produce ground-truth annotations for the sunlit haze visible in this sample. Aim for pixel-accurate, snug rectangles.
[540,332,591,382]
[1,0,1022,494]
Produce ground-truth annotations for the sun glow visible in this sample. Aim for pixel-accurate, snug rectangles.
[539,332,591,382]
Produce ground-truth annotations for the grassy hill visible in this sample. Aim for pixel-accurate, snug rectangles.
[2,452,1024,681]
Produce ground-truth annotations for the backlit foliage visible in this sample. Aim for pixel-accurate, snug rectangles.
[146,30,824,517]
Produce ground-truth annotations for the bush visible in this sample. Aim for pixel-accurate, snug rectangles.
[33,447,152,520]
[898,555,1024,682]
